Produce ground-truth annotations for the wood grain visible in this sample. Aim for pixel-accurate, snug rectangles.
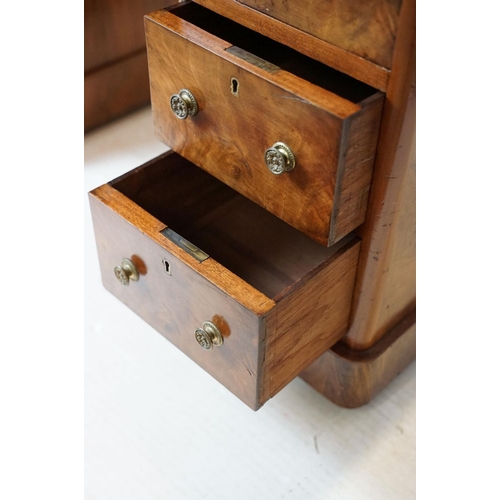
[145,4,384,245]
[84,0,172,72]
[237,0,402,69]
[92,154,274,316]
[90,151,359,409]
[261,238,360,404]
[193,0,390,90]
[299,0,416,405]
[331,93,385,243]
[84,51,151,132]
[300,309,415,408]
[84,0,177,130]
[90,189,267,409]
[345,0,416,349]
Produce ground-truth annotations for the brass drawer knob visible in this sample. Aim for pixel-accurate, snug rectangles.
[194,321,224,350]
[264,142,296,175]
[114,258,139,286]
[170,89,199,119]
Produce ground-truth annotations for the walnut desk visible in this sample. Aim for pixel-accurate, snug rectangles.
[89,0,416,409]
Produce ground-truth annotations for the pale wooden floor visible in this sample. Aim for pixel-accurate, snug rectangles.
[84,107,416,500]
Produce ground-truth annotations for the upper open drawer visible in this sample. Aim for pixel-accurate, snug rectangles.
[145,2,384,246]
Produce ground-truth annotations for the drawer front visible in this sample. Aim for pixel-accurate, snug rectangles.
[145,4,384,246]
[90,187,270,411]
[235,0,403,69]
[89,152,360,409]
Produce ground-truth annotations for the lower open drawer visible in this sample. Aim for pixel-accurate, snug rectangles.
[89,151,360,409]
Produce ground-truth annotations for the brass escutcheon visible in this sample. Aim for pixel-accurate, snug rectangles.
[264,142,296,175]
[114,258,139,286]
[170,89,199,119]
[194,321,224,350]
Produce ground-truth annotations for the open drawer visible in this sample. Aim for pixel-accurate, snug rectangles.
[89,151,360,410]
[144,2,384,246]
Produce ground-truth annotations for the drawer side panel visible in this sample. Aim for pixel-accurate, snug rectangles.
[261,238,361,403]
[331,94,385,244]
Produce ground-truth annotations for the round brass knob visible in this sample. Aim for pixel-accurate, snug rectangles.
[170,89,199,120]
[264,142,296,175]
[114,258,139,286]
[194,321,224,350]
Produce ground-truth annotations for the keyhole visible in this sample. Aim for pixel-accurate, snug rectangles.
[162,259,171,275]
[230,77,239,97]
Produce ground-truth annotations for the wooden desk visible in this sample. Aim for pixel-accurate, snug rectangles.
[88,0,416,408]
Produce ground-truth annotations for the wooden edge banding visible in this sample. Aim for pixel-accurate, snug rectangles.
[299,309,416,408]
[328,116,353,244]
[328,92,386,245]
[254,311,276,410]
[89,182,276,316]
[145,9,361,118]
[192,0,390,91]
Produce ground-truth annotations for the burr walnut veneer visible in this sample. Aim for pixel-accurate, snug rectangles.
[89,0,415,409]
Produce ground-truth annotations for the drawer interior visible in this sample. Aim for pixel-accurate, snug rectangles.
[111,153,351,300]
[171,2,377,103]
